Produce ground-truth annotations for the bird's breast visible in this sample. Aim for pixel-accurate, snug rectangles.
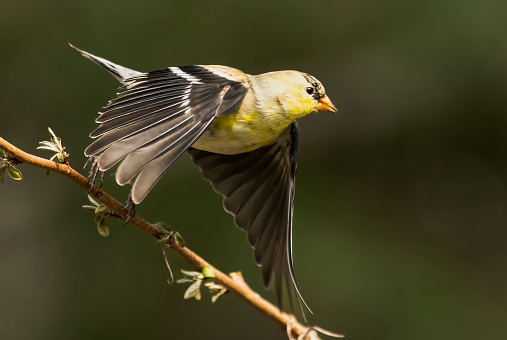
[191,110,293,155]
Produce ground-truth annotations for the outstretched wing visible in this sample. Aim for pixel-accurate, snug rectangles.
[188,122,309,314]
[85,65,249,203]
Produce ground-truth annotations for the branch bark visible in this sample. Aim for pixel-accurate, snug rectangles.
[0,136,339,339]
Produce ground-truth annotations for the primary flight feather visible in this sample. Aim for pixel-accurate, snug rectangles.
[71,43,337,315]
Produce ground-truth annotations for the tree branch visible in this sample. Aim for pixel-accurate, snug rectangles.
[0,136,341,339]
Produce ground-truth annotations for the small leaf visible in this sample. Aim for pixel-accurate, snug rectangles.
[81,195,114,237]
[48,127,60,146]
[38,127,68,164]
[37,142,59,152]
[36,145,57,152]
[7,165,22,180]
[180,269,203,278]
[202,266,215,279]
[82,205,97,213]
[95,205,109,215]
[173,231,185,247]
[183,280,203,300]
[204,281,228,303]
[153,221,169,230]
[0,157,7,183]
[211,287,227,303]
[204,281,223,290]
[175,278,194,284]
[97,218,109,238]
[87,195,100,206]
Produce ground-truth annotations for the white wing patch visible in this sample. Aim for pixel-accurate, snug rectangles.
[169,67,202,84]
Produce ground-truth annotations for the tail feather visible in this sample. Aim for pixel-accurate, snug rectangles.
[69,43,142,84]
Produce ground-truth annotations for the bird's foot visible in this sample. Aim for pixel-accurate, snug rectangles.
[84,156,105,192]
[123,190,136,223]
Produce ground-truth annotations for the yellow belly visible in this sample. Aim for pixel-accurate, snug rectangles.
[191,110,293,155]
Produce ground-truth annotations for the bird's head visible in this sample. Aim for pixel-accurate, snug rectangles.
[264,71,337,119]
[302,73,337,114]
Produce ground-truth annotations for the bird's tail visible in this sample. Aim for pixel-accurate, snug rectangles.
[69,43,142,85]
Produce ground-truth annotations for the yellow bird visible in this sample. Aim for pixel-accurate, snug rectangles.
[71,44,337,315]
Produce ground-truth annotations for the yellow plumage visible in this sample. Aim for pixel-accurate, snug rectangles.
[193,70,331,154]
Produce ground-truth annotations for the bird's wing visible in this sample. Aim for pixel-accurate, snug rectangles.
[84,65,249,203]
[188,122,309,314]
[70,43,143,84]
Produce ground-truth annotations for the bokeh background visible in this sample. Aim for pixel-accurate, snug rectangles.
[1,1,506,339]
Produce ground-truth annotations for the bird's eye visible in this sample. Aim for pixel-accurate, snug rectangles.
[306,87,314,95]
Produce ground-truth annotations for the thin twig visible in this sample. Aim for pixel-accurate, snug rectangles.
[0,136,334,339]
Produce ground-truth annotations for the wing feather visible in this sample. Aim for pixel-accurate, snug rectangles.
[188,122,310,315]
[84,64,249,203]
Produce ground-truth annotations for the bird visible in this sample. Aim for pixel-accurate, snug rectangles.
[70,43,337,316]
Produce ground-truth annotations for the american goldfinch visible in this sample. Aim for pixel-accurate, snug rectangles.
[70,44,337,314]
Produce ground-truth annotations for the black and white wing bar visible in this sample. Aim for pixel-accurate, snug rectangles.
[85,65,249,203]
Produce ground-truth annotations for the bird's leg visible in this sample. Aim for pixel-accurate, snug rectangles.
[84,156,136,222]
[124,184,136,223]
[84,156,105,192]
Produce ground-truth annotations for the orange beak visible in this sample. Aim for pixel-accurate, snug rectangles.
[316,95,337,113]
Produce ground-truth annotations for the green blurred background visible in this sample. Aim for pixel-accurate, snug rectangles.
[1,1,506,339]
